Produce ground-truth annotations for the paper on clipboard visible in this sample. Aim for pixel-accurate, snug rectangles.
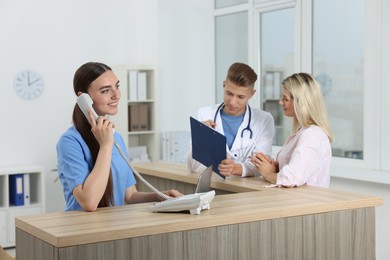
[190,116,226,179]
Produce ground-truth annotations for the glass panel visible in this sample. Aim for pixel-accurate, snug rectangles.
[313,0,364,159]
[215,0,248,9]
[260,8,295,145]
[215,11,248,102]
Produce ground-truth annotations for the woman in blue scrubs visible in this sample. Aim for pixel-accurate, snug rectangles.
[57,62,181,211]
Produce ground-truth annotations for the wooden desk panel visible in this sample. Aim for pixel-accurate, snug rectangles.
[15,162,383,260]
[16,207,377,260]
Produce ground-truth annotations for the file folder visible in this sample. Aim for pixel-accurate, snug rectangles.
[138,104,149,130]
[9,174,24,206]
[137,72,147,100]
[128,104,140,131]
[128,70,138,101]
[23,173,30,205]
[190,117,226,179]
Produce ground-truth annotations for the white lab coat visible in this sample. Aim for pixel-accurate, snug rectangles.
[187,104,275,177]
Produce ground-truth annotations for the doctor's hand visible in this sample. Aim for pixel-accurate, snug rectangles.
[202,119,216,129]
[218,158,241,177]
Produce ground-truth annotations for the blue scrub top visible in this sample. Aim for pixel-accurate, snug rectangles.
[56,126,136,211]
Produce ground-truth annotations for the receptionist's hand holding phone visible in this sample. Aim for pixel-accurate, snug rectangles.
[77,93,115,149]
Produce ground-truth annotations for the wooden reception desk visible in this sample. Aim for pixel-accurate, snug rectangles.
[16,162,382,260]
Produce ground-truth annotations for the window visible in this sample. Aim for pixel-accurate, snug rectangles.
[312,0,364,159]
[215,0,247,9]
[215,10,248,102]
[214,0,387,167]
[259,8,295,145]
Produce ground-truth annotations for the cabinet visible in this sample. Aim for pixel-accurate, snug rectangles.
[0,165,45,247]
[112,65,159,161]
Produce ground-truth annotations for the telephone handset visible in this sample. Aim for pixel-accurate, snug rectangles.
[76,93,215,214]
[77,93,99,121]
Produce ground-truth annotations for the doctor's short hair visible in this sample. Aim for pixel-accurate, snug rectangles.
[226,62,257,88]
[282,72,334,143]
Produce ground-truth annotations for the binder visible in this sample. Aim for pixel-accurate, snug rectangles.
[23,173,30,205]
[160,132,168,161]
[129,104,140,131]
[138,104,149,130]
[128,70,138,101]
[167,131,190,163]
[137,72,147,100]
[9,174,24,206]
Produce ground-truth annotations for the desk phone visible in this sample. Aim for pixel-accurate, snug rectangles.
[150,190,215,215]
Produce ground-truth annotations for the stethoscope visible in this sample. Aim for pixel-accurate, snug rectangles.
[213,102,253,139]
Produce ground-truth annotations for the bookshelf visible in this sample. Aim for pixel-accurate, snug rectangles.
[112,65,159,162]
[0,165,45,247]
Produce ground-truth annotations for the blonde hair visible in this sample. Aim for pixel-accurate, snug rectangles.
[282,72,334,143]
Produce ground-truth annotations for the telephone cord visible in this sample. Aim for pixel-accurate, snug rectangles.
[113,142,171,200]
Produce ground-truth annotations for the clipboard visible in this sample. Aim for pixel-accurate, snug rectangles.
[190,116,226,179]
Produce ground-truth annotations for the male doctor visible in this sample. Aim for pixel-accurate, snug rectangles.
[187,62,275,177]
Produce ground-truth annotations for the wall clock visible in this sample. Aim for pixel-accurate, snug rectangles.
[14,70,44,100]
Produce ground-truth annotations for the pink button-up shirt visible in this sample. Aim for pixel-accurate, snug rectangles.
[276,125,331,188]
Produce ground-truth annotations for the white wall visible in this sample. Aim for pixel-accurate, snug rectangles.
[0,0,389,259]
[158,0,214,132]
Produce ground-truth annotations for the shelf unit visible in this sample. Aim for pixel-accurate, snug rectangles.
[262,70,285,145]
[0,165,45,247]
[112,65,159,161]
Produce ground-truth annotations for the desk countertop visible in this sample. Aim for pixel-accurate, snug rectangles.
[133,161,270,192]
[16,162,383,248]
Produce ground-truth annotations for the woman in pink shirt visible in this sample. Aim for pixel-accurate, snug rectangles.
[251,73,333,188]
